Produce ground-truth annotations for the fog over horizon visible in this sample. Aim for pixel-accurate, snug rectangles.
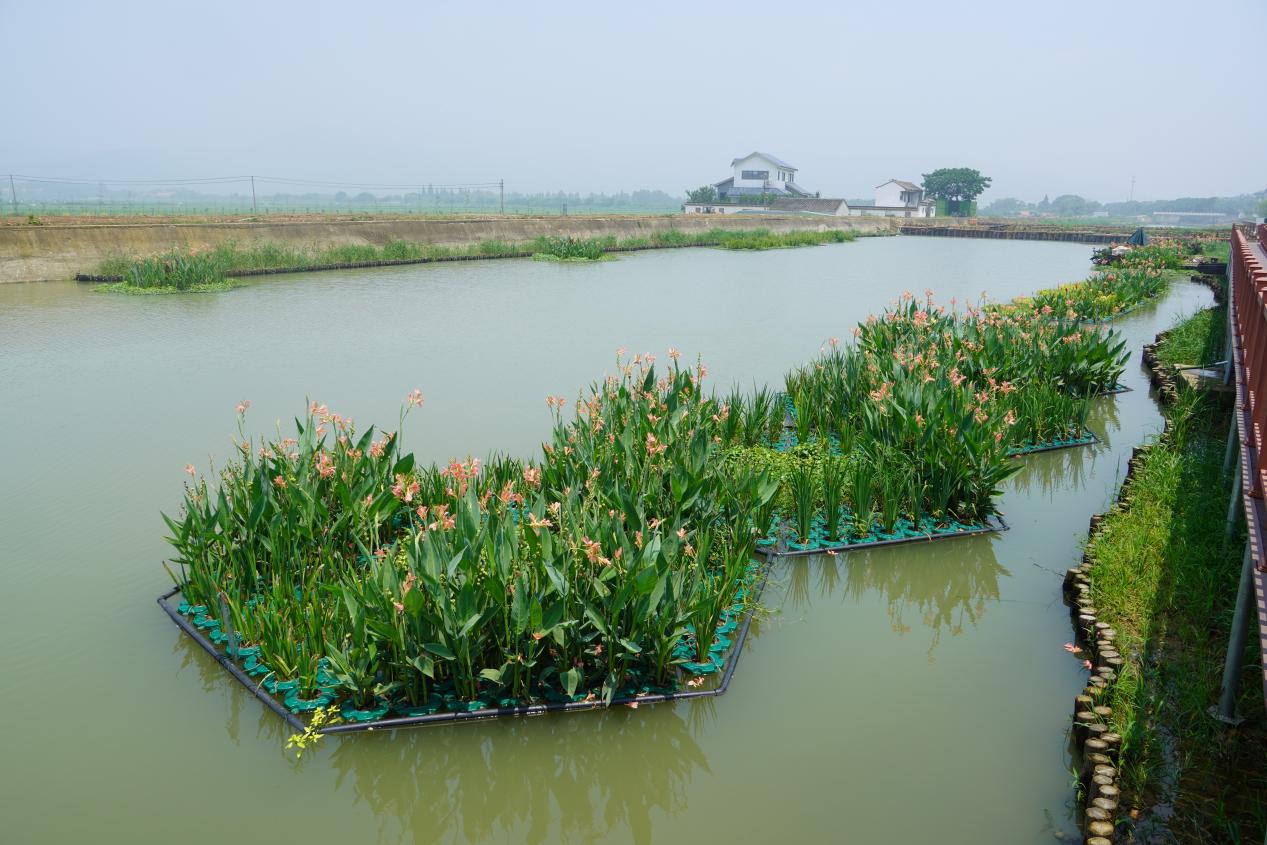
[5,0,1265,204]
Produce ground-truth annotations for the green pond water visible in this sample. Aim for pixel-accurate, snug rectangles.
[0,237,1214,843]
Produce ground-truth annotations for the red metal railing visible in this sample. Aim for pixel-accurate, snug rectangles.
[1226,223,1267,707]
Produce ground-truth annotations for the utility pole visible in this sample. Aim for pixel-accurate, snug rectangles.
[250,175,258,214]
[8,175,17,216]
[499,179,504,215]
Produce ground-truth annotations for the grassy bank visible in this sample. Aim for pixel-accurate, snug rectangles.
[1155,306,1226,370]
[1083,305,1266,842]
[96,228,861,292]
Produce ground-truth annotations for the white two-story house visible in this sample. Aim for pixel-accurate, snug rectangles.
[713,152,811,200]
[849,179,936,217]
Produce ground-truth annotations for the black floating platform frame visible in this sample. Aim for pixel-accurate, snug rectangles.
[754,515,1008,559]
[1098,384,1132,396]
[1007,430,1101,458]
[157,566,771,735]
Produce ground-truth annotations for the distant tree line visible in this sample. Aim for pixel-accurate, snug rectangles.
[9,181,685,213]
[981,190,1267,219]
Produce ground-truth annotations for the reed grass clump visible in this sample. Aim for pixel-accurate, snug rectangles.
[713,228,855,250]
[530,235,612,261]
[116,251,230,291]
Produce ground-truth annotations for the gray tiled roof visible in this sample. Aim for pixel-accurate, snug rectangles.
[877,179,922,191]
[730,151,796,170]
[720,185,796,196]
[769,197,848,214]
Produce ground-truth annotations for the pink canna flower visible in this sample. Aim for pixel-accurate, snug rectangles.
[235,400,251,414]
[184,464,196,476]
[314,452,336,479]
[406,388,424,408]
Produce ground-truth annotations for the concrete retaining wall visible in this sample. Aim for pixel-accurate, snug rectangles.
[0,214,895,283]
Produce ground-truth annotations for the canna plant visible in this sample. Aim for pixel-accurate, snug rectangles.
[790,461,817,545]
[850,459,876,539]
[821,456,846,542]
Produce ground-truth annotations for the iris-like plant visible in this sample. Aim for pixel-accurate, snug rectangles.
[821,456,846,541]
[790,461,817,544]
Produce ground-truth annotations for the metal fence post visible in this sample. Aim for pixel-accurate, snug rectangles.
[1225,249,1236,386]
[1214,542,1254,724]
[1225,411,1240,475]
[1227,453,1244,540]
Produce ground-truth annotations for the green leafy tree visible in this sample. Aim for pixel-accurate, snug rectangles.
[981,197,1027,217]
[686,185,718,203]
[922,168,992,216]
[1049,194,1101,218]
[1257,197,1267,219]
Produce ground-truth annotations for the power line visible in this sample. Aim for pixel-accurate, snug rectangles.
[10,174,504,190]
[252,176,502,190]
[11,174,248,185]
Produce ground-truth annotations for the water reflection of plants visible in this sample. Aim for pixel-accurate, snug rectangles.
[1006,442,1098,500]
[782,540,1009,658]
[328,707,711,845]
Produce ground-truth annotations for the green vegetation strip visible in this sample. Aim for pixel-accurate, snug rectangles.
[1154,306,1226,370]
[1080,307,1265,841]
[1004,242,1188,322]
[92,228,859,292]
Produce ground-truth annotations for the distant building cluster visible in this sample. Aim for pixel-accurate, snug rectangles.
[684,152,935,218]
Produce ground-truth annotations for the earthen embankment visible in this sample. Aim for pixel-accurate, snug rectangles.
[0,214,894,283]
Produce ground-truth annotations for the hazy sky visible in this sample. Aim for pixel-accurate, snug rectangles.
[5,0,1265,202]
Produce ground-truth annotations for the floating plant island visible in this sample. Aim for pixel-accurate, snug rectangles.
[160,245,1195,733]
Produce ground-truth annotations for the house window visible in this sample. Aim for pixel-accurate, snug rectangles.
[741,170,769,180]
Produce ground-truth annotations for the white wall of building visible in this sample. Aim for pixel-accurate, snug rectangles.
[732,153,795,190]
[874,182,905,207]
[849,205,935,218]
[684,203,761,214]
